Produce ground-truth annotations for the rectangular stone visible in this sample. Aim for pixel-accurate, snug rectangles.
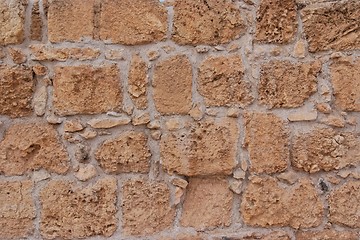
[0,65,34,118]
[99,0,167,45]
[40,178,117,239]
[0,180,35,239]
[301,0,360,52]
[0,0,27,45]
[48,0,94,42]
[161,117,238,176]
[53,65,122,116]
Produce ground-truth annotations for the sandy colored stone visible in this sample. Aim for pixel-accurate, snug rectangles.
[64,119,84,132]
[161,117,238,176]
[0,122,69,176]
[40,178,117,239]
[87,116,131,129]
[53,65,122,116]
[99,0,167,45]
[31,0,42,41]
[165,118,182,131]
[147,120,161,129]
[316,102,331,113]
[48,0,94,42]
[172,0,246,45]
[244,112,289,174]
[293,39,307,58]
[198,55,253,107]
[241,176,323,228]
[288,110,317,122]
[321,115,346,128]
[132,112,151,126]
[128,55,148,109]
[277,171,298,185]
[301,0,360,52]
[189,104,204,120]
[218,231,290,240]
[74,164,97,181]
[122,179,175,236]
[153,55,192,114]
[104,49,125,60]
[33,86,47,116]
[0,181,35,239]
[30,45,100,61]
[292,127,360,173]
[181,178,233,230]
[331,58,360,111]
[171,178,188,189]
[296,229,359,240]
[255,0,297,43]
[147,50,161,61]
[8,47,26,64]
[329,181,360,228]
[259,61,321,108]
[95,131,151,174]
[0,0,27,45]
[0,65,34,118]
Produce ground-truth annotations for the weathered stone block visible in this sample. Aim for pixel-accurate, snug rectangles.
[40,178,117,239]
[292,127,360,173]
[180,178,233,230]
[53,65,122,116]
[0,123,69,176]
[301,0,360,52]
[198,55,253,107]
[128,55,148,109]
[244,112,289,174]
[172,0,246,45]
[256,0,297,43]
[329,181,360,228]
[296,229,359,240]
[331,58,360,111]
[99,0,167,45]
[153,55,192,114]
[0,65,34,117]
[0,181,35,239]
[161,117,238,176]
[240,176,323,229]
[95,131,151,174]
[0,0,27,45]
[122,179,175,236]
[48,0,94,42]
[259,61,321,108]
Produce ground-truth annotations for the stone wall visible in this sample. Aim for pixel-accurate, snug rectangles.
[0,0,359,239]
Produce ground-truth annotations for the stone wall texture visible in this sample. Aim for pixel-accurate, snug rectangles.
[0,0,359,239]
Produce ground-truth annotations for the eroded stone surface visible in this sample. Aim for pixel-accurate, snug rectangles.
[40,178,117,239]
[161,117,238,176]
[301,0,360,52]
[198,55,253,107]
[259,61,321,108]
[0,65,34,118]
[331,58,360,112]
[215,231,290,240]
[0,122,69,176]
[153,55,192,114]
[48,0,94,42]
[30,45,101,61]
[292,127,360,173]
[122,179,175,236]
[0,0,27,45]
[240,176,323,229]
[128,55,148,109]
[296,229,359,240]
[255,0,297,43]
[328,181,360,228]
[99,0,167,45]
[53,65,122,116]
[0,181,35,239]
[95,131,151,174]
[181,178,233,230]
[244,112,289,174]
[172,0,246,45]
[31,0,42,41]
